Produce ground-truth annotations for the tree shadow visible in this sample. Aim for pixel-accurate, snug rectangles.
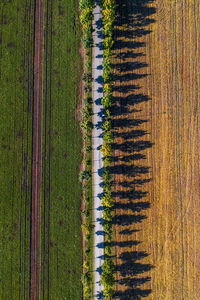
[107,0,156,298]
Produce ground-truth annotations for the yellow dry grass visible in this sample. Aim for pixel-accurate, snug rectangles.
[112,1,200,299]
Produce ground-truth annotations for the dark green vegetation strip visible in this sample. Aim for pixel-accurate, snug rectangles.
[41,0,83,299]
[79,1,95,299]
[0,1,34,299]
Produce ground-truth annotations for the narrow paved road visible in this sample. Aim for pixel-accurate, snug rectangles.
[92,1,104,299]
[30,0,44,299]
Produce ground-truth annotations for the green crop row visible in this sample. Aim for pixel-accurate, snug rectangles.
[79,0,95,299]
[100,0,116,299]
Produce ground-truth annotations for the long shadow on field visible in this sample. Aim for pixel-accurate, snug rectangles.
[107,0,156,299]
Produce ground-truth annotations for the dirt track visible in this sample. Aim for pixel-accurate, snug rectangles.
[113,0,200,299]
[30,0,44,299]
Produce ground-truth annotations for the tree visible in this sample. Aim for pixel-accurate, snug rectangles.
[103,208,112,222]
[102,120,111,131]
[103,131,113,143]
[101,143,112,157]
[101,190,114,207]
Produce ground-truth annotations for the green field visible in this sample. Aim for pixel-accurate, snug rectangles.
[1,0,83,299]
[0,1,34,299]
[41,0,83,299]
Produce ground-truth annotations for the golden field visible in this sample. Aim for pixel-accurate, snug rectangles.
[112,1,200,299]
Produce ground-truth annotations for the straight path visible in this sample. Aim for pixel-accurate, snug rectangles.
[30,0,44,299]
[92,1,104,299]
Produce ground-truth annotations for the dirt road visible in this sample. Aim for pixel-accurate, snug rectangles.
[30,0,44,299]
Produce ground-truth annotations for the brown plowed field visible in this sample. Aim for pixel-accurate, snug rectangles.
[113,1,200,299]
[30,0,44,299]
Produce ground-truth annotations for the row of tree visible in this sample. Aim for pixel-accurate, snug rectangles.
[100,0,116,299]
[79,0,95,299]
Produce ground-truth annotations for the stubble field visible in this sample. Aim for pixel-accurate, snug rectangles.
[112,0,200,299]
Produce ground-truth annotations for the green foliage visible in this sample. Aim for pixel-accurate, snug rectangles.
[104,156,112,167]
[103,36,114,49]
[101,143,113,157]
[79,0,95,10]
[102,68,112,83]
[102,119,111,131]
[80,119,93,130]
[80,7,93,25]
[100,258,115,296]
[82,34,93,48]
[102,168,112,184]
[79,2,94,298]
[101,190,114,207]
[79,170,92,182]
[102,94,113,108]
[103,208,112,222]
[103,131,114,143]
[100,1,116,298]
[83,72,93,83]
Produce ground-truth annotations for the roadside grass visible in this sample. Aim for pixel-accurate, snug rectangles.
[41,0,83,299]
[0,1,34,299]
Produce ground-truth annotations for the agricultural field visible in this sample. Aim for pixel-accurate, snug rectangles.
[1,0,83,299]
[112,0,200,299]
[40,0,83,299]
[0,1,34,299]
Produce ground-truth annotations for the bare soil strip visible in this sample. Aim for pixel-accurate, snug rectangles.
[30,0,44,299]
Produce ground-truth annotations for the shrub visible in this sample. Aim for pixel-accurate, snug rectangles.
[84,84,92,93]
[83,145,92,152]
[81,271,91,285]
[80,7,93,25]
[83,97,92,106]
[83,260,89,270]
[83,72,93,83]
[79,169,92,182]
[79,0,95,10]
[80,119,93,130]
[84,59,92,70]
[82,208,90,218]
[82,34,93,49]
